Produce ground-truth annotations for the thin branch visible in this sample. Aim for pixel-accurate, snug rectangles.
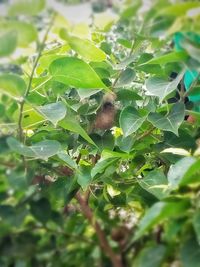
[75,192,124,267]
[18,13,56,142]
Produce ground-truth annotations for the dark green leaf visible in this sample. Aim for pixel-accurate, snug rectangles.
[120,106,147,137]
[148,103,185,135]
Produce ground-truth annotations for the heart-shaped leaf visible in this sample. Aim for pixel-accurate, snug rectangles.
[120,106,147,137]
[145,70,184,103]
[49,57,107,89]
[7,137,61,160]
[148,103,185,135]
[37,102,67,126]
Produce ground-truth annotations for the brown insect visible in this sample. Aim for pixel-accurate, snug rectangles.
[93,92,117,130]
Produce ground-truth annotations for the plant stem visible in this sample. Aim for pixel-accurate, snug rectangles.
[75,192,124,267]
[18,13,56,142]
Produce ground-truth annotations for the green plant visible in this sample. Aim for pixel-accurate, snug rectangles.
[0,0,200,266]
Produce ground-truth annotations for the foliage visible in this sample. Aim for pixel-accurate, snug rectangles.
[0,0,200,267]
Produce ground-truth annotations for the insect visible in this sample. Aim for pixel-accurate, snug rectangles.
[93,92,117,130]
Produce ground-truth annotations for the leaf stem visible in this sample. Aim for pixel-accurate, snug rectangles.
[75,192,124,267]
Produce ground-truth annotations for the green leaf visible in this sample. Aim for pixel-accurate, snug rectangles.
[30,198,51,224]
[91,132,114,152]
[120,106,147,137]
[101,149,132,160]
[0,30,17,57]
[167,157,197,188]
[145,70,184,103]
[77,165,92,191]
[158,2,200,17]
[8,0,46,16]
[58,118,96,147]
[91,158,118,178]
[49,57,107,89]
[117,89,142,101]
[21,107,45,128]
[7,137,36,157]
[134,200,189,240]
[0,21,37,47]
[31,140,61,160]
[180,237,200,267]
[57,151,77,170]
[0,74,26,99]
[138,170,168,200]
[180,159,200,185]
[37,102,67,126]
[193,211,200,245]
[121,1,141,19]
[60,31,106,62]
[142,51,188,65]
[116,68,136,87]
[134,245,166,267]
[148,103,185,136]
[7,137,61,160]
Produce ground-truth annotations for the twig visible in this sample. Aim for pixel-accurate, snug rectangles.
[18,13,56,142]
[75,192,124,267]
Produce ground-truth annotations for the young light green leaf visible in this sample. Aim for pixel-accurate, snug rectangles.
[158,2,200,16]
[49,57,107,89]
[37,102,67,126]
[161,147,191,156]
[120,106,147,137]
[145,70,184,103]
[0,21,37,47]
[60,30,106,62]
[8,0,46,16]
[0,30,17,57]
[142,51,188,65]
[107,185,121,198]
[148,103,185,136]
[0,74,26,99]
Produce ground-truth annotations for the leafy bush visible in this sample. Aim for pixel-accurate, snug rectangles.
[0,0,200,266]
